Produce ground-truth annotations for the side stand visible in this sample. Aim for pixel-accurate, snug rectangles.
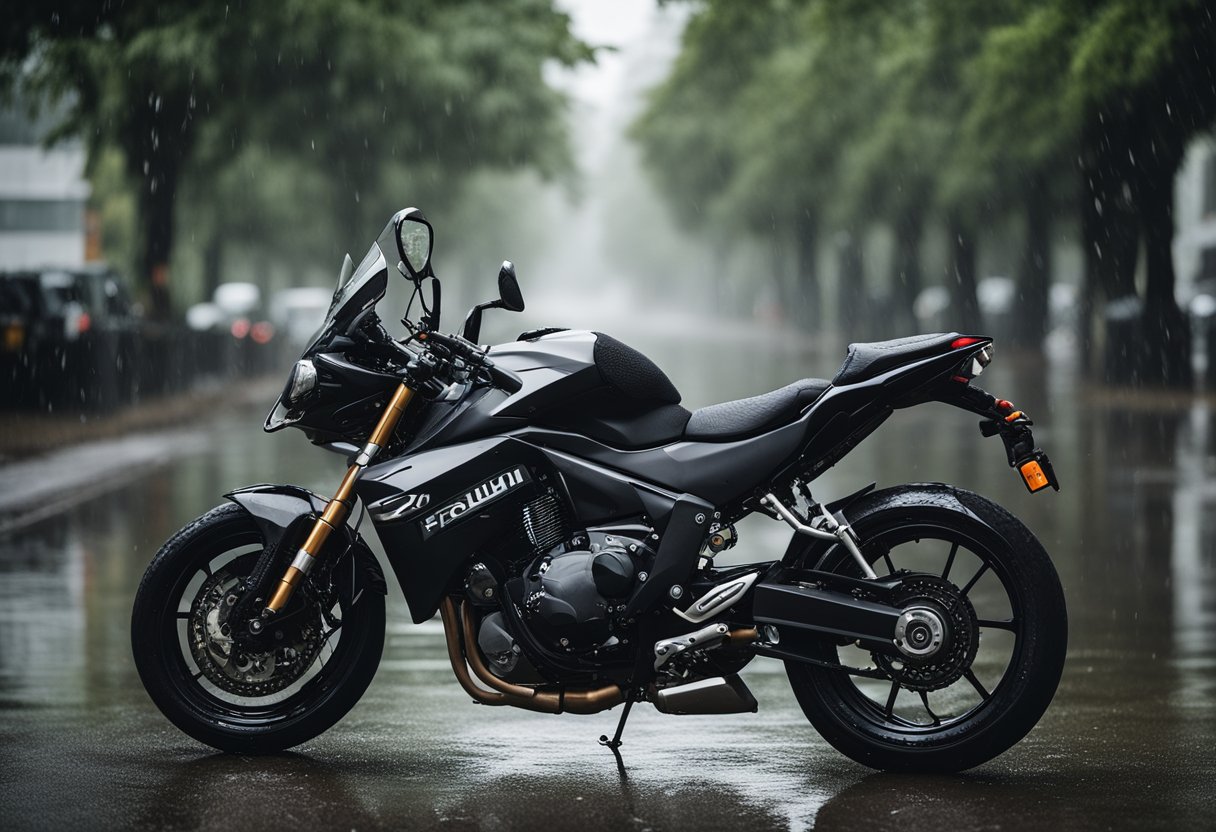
[598,697,635,750]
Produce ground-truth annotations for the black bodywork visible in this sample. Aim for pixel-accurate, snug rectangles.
[263,324,1036,634]
[248,216,1056,689]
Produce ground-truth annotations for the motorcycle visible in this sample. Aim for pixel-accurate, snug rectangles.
[132,208,1066,771]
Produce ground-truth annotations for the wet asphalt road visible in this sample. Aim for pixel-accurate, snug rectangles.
[1,333,1214,830]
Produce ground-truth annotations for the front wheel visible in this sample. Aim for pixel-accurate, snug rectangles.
[131,502,385,753]
[785,484,1067,772]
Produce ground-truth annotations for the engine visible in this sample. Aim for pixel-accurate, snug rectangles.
[473,522,657,680]
[522,531,640,650]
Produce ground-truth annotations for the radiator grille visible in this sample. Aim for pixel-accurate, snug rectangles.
[522,491,566,554]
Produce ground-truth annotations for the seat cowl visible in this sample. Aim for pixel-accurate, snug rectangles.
[833,333,961,386]
[685,378,832,441]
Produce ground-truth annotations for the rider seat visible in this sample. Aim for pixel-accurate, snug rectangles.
[684,378,832,441]
[683,333,963,442]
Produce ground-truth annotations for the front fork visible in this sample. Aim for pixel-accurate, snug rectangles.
[262,382,414,617]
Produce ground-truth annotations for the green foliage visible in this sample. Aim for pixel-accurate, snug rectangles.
[2,0,592,311]
[634,0,1216,265]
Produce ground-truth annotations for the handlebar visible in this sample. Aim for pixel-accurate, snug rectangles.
[416,330,522,393]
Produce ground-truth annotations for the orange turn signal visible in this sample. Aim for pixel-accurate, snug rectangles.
[1020,460,1050,493]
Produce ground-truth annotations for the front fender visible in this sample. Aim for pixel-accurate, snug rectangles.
[224,483,387,595]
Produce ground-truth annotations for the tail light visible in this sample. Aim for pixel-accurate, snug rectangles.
[250,321,275,344]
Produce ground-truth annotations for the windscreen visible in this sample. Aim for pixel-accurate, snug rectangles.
[304,239,389,355]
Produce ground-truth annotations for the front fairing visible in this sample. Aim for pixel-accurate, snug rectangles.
[265,222,396,432]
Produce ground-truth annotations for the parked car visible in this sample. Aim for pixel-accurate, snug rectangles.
[0,266,142,410]
[184,282,277,378]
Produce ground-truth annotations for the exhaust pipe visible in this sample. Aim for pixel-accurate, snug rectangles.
[653,675,758,715]
[439,597,623,715]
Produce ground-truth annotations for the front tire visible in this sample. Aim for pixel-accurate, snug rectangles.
[131,502,385,753]
[785,484,1067,772]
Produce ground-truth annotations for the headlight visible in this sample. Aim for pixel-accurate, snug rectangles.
[286,359,318,404]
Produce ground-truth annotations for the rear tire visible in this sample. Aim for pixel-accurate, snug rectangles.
[784,484,1066,772]
[132,503,385,753]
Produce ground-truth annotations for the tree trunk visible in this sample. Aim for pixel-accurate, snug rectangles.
[835,229,866,334]
[946,211,981,333]
[1080,112,1140,381]
[793,210,821,330]
[892,208,923,334]
[202,232,224,302]
[1137,148,1191,388]
[125,85,195,321]
[1016,172,1051,350]
[770,233,793,324]
[138,165,178,321]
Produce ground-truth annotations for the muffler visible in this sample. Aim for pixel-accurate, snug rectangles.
[653,675,758,715]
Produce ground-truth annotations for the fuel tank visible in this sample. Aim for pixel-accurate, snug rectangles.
[488,330,691,449]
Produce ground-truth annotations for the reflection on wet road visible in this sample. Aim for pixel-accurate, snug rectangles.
[2,332,1214,830]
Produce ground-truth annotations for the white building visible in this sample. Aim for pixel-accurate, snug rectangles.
[1175,134,1216,301]
[0,98,91,270]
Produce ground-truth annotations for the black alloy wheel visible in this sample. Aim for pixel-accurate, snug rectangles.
[784,484,1067,772]
[131,503,385,753]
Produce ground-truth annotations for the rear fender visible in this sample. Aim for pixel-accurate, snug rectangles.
[224,483,387,595]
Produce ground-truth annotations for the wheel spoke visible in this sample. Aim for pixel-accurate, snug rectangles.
[838,664,891,681]
[918,690,941,726]
[191,668,204,681]
[964,669,990,700]
[176,610,191,619]
[959,562,989,597]
[942,542,959,580]
[976,617,1018,632]
[881,547,896,575]
[201,561,213,578]
[883,680,901,718]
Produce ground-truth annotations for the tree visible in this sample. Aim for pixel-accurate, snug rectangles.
[2,0,591,318]
[635,0,1216,387]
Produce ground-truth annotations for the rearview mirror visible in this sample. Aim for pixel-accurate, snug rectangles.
[462,260,527,343]
[497,261,525,312]
[393,209,433,279]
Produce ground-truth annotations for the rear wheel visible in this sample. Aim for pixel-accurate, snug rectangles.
[131,503,385,753]
[784,484,1066,772]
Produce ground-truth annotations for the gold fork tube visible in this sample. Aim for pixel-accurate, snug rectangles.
[264,383,414,615]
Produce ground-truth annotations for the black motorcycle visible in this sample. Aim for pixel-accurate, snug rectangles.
[132,208,1066,771]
